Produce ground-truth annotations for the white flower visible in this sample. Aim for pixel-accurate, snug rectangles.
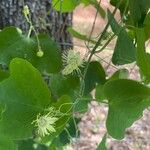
[62,49,83,75]
[32,112,58,137]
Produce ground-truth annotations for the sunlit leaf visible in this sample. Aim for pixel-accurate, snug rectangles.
[0,58,51,139]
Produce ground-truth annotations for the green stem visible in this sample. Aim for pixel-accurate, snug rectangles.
[95,34,115,53]
[27,25,33,38]
[79,7,119,96]
[79,0,125,97]
[25,13,41,52]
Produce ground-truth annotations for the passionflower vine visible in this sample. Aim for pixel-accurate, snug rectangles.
[32,112,58,137]
[62,49,84,75]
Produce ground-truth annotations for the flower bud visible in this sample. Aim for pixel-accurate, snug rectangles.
[37,50,44,57]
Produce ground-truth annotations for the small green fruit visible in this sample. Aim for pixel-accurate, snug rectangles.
[37,50,44,57]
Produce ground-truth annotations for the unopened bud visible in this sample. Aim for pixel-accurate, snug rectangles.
[37,50,44,57]
[23,5,30,16]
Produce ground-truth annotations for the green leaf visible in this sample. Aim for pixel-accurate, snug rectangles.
[108,10,136,65]
[95,84,106,102]
[109,69,129,80]
[104,79,150,139]
[144,12,150,40]
[89,0,106,18]
[107,10,121,36]
[112,34,136,65]
[110,0,129,15]
[49,137,64,150]
[0,135,16,150]
[96,69,129,102]
[81,0,89,5]
[74,97,90,113]
[59,118,80,145]
[17,95,72,148]
[17,139,35,150]
[129,0,141,25]
[96,134,107,150]
[144,12,150,26]
[0,58,51,139]
[129,0,150,26]
[84,61,106,95]
[41,0,106,17]
[53,95,72,130]
[0,27,62,73]
[49,73,90,113]
[17,139,47,150]
[81,0,106,18]
[52,0,79,12]
[0,68,9,81]
[49,74,79,99]
[68,27,97,44]
[136,28,150,83]
[31,34,62,73]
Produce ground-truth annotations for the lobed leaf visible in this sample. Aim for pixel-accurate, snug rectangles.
[0,27,62,73]
[104,79,150,139]
[0,58,51,139]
